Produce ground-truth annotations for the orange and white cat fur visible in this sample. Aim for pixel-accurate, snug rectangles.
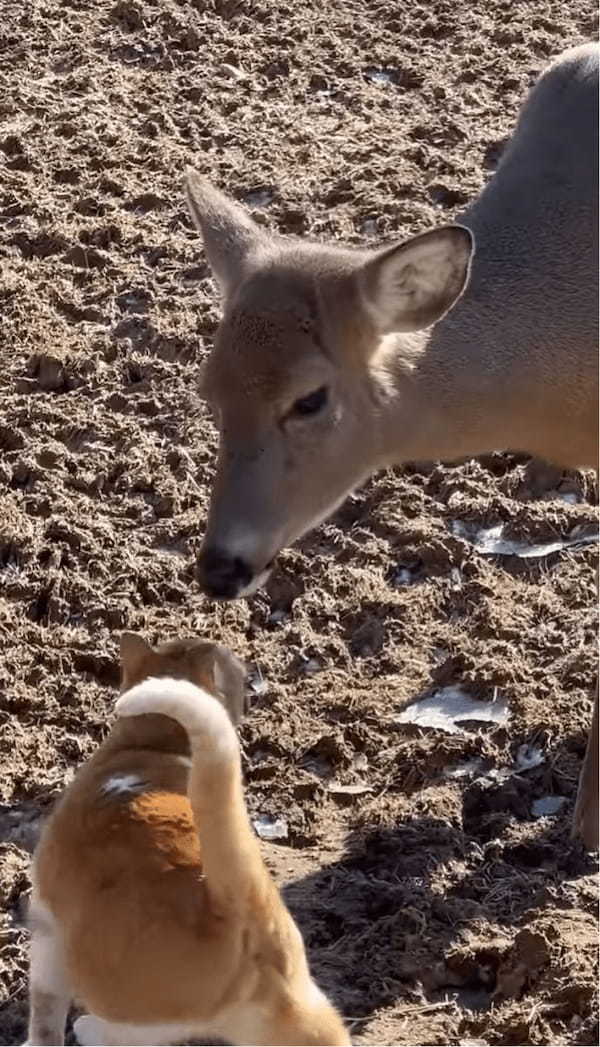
[26,633,349,1046]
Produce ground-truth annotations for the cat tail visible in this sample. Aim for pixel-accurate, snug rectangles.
[116,677,265,909]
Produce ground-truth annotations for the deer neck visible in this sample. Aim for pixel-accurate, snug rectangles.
[373,191,535,469]
[374,302,509,468]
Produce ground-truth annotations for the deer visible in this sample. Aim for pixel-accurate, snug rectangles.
[183,42,599,849]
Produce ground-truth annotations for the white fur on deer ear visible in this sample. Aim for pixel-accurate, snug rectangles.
[359,225,474,334]
[184,169,264,297]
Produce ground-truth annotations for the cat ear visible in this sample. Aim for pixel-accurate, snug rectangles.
[198,644,247,724]
[214,646,248,722]
[119,633,153,690]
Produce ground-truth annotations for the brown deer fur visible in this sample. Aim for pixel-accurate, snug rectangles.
[185,44,599,848]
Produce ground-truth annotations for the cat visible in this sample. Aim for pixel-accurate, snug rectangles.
[25,632,349,1046]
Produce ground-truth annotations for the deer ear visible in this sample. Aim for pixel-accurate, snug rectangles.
[185,169,264,297]
[359,225,474,334]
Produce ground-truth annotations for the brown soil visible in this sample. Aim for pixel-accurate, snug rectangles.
[0,1,598,1045]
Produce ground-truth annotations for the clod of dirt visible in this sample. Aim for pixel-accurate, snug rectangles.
[63,244,111,270]
[327,781,372,795]
[26,354,70,392]
[494,929,550,1000]
[514,744,545,771]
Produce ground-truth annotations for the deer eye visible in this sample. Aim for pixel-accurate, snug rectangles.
[292,386,329,417]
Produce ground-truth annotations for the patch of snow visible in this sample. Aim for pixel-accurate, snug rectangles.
[451,520,598,558]
[531,795,567,818]
[253,814,288,841]
[397,685,509,735]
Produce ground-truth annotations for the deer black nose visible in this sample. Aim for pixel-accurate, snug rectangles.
[197,547,253,600]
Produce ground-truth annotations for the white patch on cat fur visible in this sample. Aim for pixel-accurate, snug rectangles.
[100,774,146,797]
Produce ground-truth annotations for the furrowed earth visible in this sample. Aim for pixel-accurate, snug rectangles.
[0,1,598,1044]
